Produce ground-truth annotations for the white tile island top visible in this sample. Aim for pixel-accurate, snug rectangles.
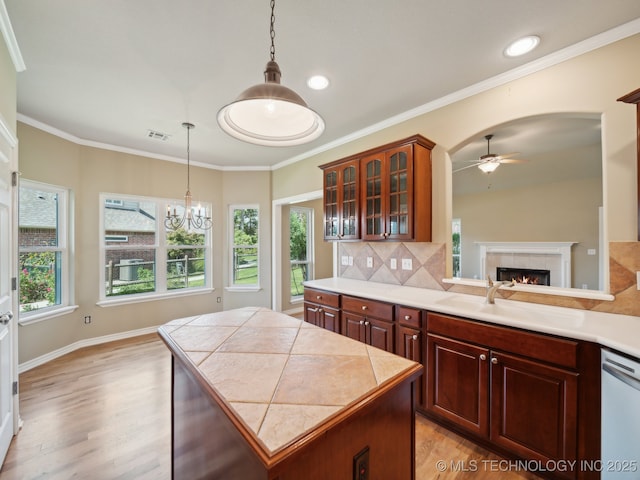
[158,306,422,479]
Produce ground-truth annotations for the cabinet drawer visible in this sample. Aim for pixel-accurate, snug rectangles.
[427,313,578,370]
[342,295,393,321]
[396,306,422,328]
[304,288,340,309]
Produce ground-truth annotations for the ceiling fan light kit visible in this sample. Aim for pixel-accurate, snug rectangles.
[217,0,325,147]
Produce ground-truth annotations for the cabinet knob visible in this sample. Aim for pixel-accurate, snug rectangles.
[361,305,368,311]
[318,308,323,313]
[404,315,411,321]
[491,357,498,364]
[316,295,322,300]
[364,321,370,326]
[359,320,365,325]
[412,334,418,341]
[479,354,486,361]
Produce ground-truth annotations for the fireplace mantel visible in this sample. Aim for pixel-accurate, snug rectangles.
[476,241,576,288]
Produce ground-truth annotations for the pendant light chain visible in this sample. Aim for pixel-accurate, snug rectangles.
[269,0,276,62]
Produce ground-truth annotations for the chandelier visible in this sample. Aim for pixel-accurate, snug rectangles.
[165,122,212,231]
[217,0,324,146]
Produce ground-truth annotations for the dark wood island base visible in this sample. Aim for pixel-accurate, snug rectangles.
[159,307,422,480]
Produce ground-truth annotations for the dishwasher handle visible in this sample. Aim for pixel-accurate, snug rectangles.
[603,363,640,392]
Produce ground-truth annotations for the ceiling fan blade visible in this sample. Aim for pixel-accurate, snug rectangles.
[453,163,481,173]
[499,158,527,164]
[497,152,520,159]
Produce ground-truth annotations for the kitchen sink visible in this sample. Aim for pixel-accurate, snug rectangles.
[434,294,585,328]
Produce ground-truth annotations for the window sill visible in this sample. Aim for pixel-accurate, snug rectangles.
[97,288,215,307]
[225,286,262,293]
[19,305,80,326]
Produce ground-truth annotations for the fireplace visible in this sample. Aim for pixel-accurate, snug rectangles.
[497,267,551,286]
[477,242,576,288]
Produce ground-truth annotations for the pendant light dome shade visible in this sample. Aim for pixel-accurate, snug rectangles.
[217,60,325,146]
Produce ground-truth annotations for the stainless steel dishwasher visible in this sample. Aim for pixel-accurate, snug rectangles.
[601,348,640,479]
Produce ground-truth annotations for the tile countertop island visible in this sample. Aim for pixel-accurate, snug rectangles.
[158,307,423,480]
[304,277,640,359]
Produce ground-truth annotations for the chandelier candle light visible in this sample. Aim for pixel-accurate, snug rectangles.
[165,122,212,231]
[217,0,324,146]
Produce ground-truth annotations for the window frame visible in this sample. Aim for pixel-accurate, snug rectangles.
[289,206,313,301]
[18,179,76,325]
[228,204,260,292]
[97,193,213,306]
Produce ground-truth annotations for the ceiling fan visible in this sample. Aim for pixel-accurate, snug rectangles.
[453,134,526,173]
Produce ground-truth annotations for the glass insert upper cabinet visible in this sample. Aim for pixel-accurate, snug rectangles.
[320,158,360,240]
[360,135,434,241]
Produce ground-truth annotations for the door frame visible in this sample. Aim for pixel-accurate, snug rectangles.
[271,190,324,312]
[0,114,20,464]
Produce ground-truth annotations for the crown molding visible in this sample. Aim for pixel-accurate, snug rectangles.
[0,0,25,72]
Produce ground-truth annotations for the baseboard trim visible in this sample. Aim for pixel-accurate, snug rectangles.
[18,326,160,373]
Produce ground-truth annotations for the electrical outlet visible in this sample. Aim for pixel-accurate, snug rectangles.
[348,256,353,266]
[341,255,349,266]
[587,248,596,255]
[84,315,91,324]
[216,297,222,303]
[401,258,412,270]
[353,446,369,480]
[366,257,373,268]
[390,258,397,270]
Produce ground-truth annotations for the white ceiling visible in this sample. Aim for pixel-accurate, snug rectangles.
[5,0,640,170]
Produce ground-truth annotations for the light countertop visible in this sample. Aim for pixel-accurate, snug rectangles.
[305,277,640,359]
[158,307,422,457]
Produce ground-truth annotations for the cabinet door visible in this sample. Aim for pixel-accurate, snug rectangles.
[426,333,489,437]
[490,351,578,471]
[361,153,387,240]
[323,168,339,239]
[339,161,359,240]
[304,302,320,327]
[368,317,394,352]
[319,306,340,334]
[342,311,366,343]
[386,145,413,241]
[397,325,424,409]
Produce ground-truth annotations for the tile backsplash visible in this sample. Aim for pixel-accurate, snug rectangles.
[337,241,640,317]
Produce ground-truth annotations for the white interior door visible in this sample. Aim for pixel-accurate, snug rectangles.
[0,122,18,465]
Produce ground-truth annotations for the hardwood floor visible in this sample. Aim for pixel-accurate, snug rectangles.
[0,333,537,480]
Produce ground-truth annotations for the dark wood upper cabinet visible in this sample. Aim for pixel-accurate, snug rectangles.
[617,87,640,240]
[320,158,360,240]
[319,134,435,241]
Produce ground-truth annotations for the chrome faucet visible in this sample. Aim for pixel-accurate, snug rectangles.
[486,275,515,304]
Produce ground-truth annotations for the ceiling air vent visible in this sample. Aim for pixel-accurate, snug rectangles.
[146,130,170,141]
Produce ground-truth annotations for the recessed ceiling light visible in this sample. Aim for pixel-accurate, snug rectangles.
[504,35,540,57]
[307,75,329,90]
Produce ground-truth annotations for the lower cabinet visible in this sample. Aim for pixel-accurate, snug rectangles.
[396,306,425,410]
[426,333,489,436]
[341,295,394,352]
[490,350,578,465]
[426,312,596,480]
[303,288,340,333]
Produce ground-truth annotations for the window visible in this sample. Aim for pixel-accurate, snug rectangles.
[100,194,211,302]
[452,218,461,278]
[18,180,71,316]
[230,206,259,289]
[290,207,312,298]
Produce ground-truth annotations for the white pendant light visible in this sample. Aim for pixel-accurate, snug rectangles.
[217,0,324,147]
